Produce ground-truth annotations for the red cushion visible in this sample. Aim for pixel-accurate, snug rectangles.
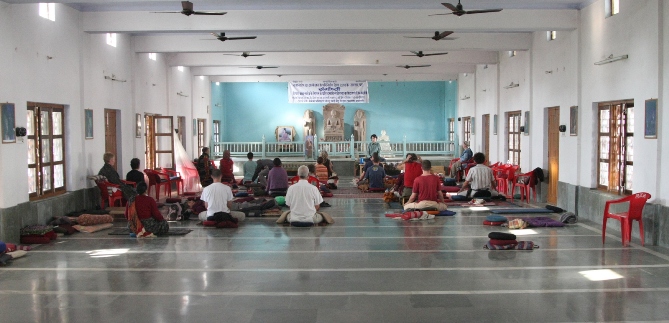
[20,235,51,244]
[441,186,460,193]
[489,239,518,246]
[483,220,505,226]
[203,221,217,227]
[321,192,333,197]
[368,187,385,192]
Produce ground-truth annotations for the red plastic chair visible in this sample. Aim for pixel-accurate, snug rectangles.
[95,180,124,208]
[511,171,536,203]
[494,165,517,197]
[144,169,171,200]
[161,167,183,196]
[602,192,652,246]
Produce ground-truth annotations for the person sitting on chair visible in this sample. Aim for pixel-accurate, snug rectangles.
[404,160,449,211]
[134,182,169,235]
[98,152,137,202]
[266,158,289,196]
[125,158,145,185]
[450,141,473,179]
[219,150,235,183]
[458,152,499,198]
[363,154,386,190]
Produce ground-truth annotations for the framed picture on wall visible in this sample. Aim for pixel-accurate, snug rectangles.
[135,113,142,138]
[645,99,658,139]
[1,103,16,143]
[276,126,296,142]
[524,111,530,135]
[570,106,578,136]
[84,109,93,139]
[493,114,498,135]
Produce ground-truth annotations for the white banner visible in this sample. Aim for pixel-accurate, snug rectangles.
[288,81,369,103]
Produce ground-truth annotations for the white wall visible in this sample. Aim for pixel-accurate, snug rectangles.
[661,0,669,204]
[530,29,579,184]
[191,75,211,158]
[0,3,204,209]
[457,72,476,150]
[579,0,661,197]
[498,50,532,171]
[474,64,499,162]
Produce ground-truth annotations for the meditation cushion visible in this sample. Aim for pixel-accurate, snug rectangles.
[20,235,52,244]
[486,215,508,223]
[0,241,5,254]
[235,192,249,197]
[483,220,505,226]
[321,192,333,197]
[425,210,440,215]
[441,185,460,193]
[437,210,456,216]
[76,214,114,226]
[202,221,217,227]
[450,195,469,201]
[489,239,518,246]
[5,243,16,252]
[488,232,517,240]
[215,221,238,228]
[290,221,315,227]
[275,196,286,206]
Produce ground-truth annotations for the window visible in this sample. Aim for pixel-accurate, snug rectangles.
[106,33,117,47]
[27,103,66,199]
[507,111,521,165]
[39,3,55,21]
[148,53,156,61]
[462,117,471,145]
[448,118,455,152]
[598,101,633,194]
[212,120,220,154]
[197,119,206,154]
[548,31,557,41]
[606,0,620,17]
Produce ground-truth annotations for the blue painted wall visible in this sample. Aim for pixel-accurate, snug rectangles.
[212,81,458,142]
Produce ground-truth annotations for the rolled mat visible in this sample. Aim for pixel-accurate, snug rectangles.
[488,232,517,240]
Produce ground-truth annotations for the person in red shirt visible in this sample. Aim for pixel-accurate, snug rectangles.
[219,150,235,183]
[401,153,423,199]
[134,182,169,235]
[404,160,449,211]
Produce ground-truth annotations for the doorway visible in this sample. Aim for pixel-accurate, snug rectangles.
[547,107,560,205]
[482,114,490,164]
[104,109,119,170]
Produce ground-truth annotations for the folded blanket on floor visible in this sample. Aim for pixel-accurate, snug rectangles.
[76,214,114,226]
[20,225,54,236]
[67,209,110,217]
[525,217,565,227]
[6,250,27,259]
[73,223,114,233]
[489,239,518,246]
[401,211,435,221]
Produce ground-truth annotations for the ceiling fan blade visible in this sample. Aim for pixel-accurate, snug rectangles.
[401,54,415,56]
[423,52,448,56]
[437,31,454,39]
[441,3,458,11]
[192,11,227,15]
[414,65,431,67]
[181,1,194,11]
[428,13,453,16]
[246,54,265,56]
[411,51,420,55]
[226,36,257,40]
[404,36,433,39]
[465,9,503,14]
[262,66,278,69]
[151,11,183,14]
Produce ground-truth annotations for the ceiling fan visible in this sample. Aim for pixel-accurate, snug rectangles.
[206,33,257,42]
[430,1,503,17]
[241,66,279,69]
[403,51,448,58]
[396,65,431,69]
[223,52,265,58]
[153,1,227,16]
[404,31,456,41]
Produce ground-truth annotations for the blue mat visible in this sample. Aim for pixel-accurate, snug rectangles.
[490,208,554,214]
[436,210,456,216]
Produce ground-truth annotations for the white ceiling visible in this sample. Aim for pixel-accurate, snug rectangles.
[14,0,597,82]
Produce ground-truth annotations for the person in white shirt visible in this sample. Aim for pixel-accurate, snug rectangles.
[458,152,499,198]
[285,165,324,224]
[199,169,246,221]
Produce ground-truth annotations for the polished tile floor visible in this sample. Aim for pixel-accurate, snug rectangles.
[2,178,669,322]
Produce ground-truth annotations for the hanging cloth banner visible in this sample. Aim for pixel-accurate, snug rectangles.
[288,81,369,103]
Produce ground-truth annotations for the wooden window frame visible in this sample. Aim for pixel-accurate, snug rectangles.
[212,120,220,154]
[507,111,521,165]
[462,117,471,145]
[27,102,66,200]
[597,100,633,195]
[197,118,206,154]
[448,118,455,152]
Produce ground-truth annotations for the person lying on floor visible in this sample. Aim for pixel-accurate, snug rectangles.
[280,166,333,226]
[134,182,169,235]
[199,169,246,223]
[457,152,499,198]
[404,160,450,211]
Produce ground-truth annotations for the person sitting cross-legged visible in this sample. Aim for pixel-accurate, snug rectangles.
[199,169,246,224]
[403,160,450,211]
[363,154,386,190]
[266,158,289,196]
[134,182,169,235]
[280,165,333,226]
[457,152,499,198]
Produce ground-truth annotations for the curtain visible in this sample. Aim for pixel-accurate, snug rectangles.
[173,132,200,192]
